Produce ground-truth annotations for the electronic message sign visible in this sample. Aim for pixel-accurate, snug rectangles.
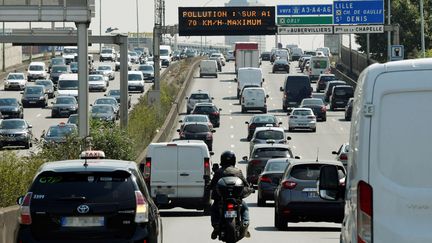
[178,7,276,36]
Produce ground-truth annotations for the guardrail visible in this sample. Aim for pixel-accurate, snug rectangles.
[0,206,19,243]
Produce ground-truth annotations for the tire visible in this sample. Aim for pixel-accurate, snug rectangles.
[24,141,30,149]
[225,218,237,243]
[199,74,203,78]
[312,128,317,133]
[257,194,266,207]
[274,209,288,231]
[241,107,246,113]
[215,74,218,78]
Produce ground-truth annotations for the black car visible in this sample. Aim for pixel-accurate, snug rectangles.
[316,74,337,92]
[280,74,312,111]
[192,103,221,128]
[90,104,116,123]
[50,65,70,84]
[16,159,162,242]
[35,80,55,98]
[272,59,290,73]
[0,98,23,119]
[0,119,33,149]
[245,114,282,140]
[21,85,48,108]
[324,80,347,103]
[105,89,132,109]
[345,98,354,121]
[299,98,327,121]
[261,52,271,61]
[51,96,78,118]
[329,85,354,111]
[43,123,78,144]
[257,158,290,206]
[177,122,215,151]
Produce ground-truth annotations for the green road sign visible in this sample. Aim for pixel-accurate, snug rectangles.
[277,16,333,25]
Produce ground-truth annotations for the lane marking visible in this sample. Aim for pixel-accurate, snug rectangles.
[230,144,235,148]
[230,125,234,129]
[36,114,41,118]
[229,116,233,120]
[230,135,234,139]
[293,146,297,149]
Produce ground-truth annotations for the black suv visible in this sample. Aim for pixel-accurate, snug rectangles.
[17,159,162,242]
[280,74,312,111]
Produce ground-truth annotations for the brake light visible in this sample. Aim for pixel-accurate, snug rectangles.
[134,191,149,223]
[321,106,327,112]
[19,192,33,225]
[282,180,297,189]
[211,112,219,116]
[357,181,373,243]
[340,154,348,161]
[204,157,210,177]
[249,124,256,129]
[143,158,151,183]
[206,132,213,140]
[259,175,272,183]
[227,203,235,211]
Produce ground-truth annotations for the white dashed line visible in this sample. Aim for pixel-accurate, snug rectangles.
[340,127,344,131]
[293,146,297,149]
[230,144,235,148]
[229,117,233,120]
[36,114,41,118]
[332,118,336,122]
[230,125,234,129]
[230,135,234,139]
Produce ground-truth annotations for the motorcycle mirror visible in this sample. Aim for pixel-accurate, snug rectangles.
[212,164,220,173]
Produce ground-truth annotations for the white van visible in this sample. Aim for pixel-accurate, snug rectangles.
[318,58,432,243]
[56,73,78,99]
[236,67,264,98]
[27,62,48,81]
[144,140,213,211]
[62,46,78,64]
[308,56,330,81]
[241,87,269,113]
[160,45,172,67]
[199,60,218,78]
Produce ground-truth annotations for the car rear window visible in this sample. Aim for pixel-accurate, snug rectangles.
[194,105,216,113]
[285,76,310,90]
[264,162,288,172]
[290,164,345,180]
[334,87,354,96]
[292,109,313,116]
[320,76,336,82]
[190,93,210,100]
[253,147,292,158]
[255,130,284,140]
[30,171,135,202]
[184,124,210,133]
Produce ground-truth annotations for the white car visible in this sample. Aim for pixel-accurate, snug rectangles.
[288,108,316,132]
[88,74,108,92]
[100,48,117,62]
[210,53,226,66]
[97,65,115,80]
[127,71,145,93]
[4,72,27,91]
[27,62,48,81]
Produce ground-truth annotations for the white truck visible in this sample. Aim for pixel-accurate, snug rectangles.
[236,67,264,99]
[318,58,432,243]
[234,42,260,74]
[308,56,330,81]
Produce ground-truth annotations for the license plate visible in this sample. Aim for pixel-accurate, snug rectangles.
[129,86,136,89]
[155,188,175,195]
[306,192,319,198]
[336,101,344,104]
[224,211,237,218]
[289,102,297,105]
[61,216,104,227]
[29,101,36,104]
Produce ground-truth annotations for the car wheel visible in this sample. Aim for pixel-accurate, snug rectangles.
[141,87,145,93]
[312,128,317,133]
[241,107,246,113]
[282,105,287,112]
[215,74,218,78]
[262,108,267,113]
[288,127,293,132]
[257,194,266,207]
[274,209,288,231]
[20,113,24,119]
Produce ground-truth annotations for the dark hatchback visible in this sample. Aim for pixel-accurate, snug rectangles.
[0,98,23,119]
[272,59,290,73]
[177,122,215,151]
[192,103,221,128]
[245,114,282,140]
[16,160,162,243]
[105,89,132,109]
[299,98,327,121]
[43,123,77,144]
[21,85,48,108]
[329,85,354,110]
[51,96,78,118]
[316,74,337,92]
[257,158,290,206]
[0,119,33,149]
[35,80,55,99]
[261,52,271,61]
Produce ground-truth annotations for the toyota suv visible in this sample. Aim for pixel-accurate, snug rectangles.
[16,158,162,242]
[186,90,213,114]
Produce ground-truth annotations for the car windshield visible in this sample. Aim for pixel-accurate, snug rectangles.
[320,75,336,82]
[184,116,208,123]
[46,125,76,137]
[184,124,210,133]
[56,97,76,105]
[101,49,113,54]
[190,93,210,100]
[108,90,120,96]
[334,87,354,97]
[292,109,313,116]
[302,99,324,106]
[0,120,27,129]
[129,52,138,57]
[51,58,64,65]
[92,106,113,114]
[95,99,117,106]
[255,130,284,140]
[160,49,169,56]
[29,65,44,71]
[89,75,104,81]
[252,115,276,124]
[58,80,78,90]
[35,81,53,88]
[139,65,153,71]
[52,66,67,73]
[25,87,43,95]
[8,74,24,80]
[98,66,111,71]
[264,162,289,172]
[290,164,345,180]
[253,147,291,158]
[0,98,17,106]
[67,115,78,125]
[128,74,142,81]
[194,105,217,113]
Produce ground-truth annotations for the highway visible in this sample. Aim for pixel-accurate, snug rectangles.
[162,60,350,242]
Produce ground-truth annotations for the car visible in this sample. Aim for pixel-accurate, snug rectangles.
[186,90,214,114]
[94,97,120,119]
[199,60,218,78]
[329,85,354,111]
[324,80,347,103]
[105,89,132,109]
[16,157,162,242]
[56,74,79,100]
[4,72,27,91]
[129,51,140,64]
[288,108,317,132]
[49,65,70,84]
[177,122,215,151]
[290,47,303,61]
[69,62,78,73]
[257,158,291,206]
[298,55,311,68]
[272,59,290,73]
[299,56,311,72]
[299,98,327,121]
[127,71,145,93]
[209,53,225,66]
[66,114,78,126]
[90,104,117,123]
[48,57,66,73]
[42,122,78,144]
[274,160,345,230]
[0,119,33,149]
[226,50,235,61]
[137,64,155,81]
[51,96,78,118]
[191,103,221,128]
[179,114,213,130]
[208,55,223,72]
[332,143,350,167]
[21,85,48,108]
[99,47,117,62]
[35,80,55,98]
[245,114,282,141]
[240,87,269,113]
[27,62,48,81]
[249,127,290,154]
[316,74,337,92]
[114,56,133,71]
[0,98,23,119]
[89,69,109,82]
[97,65,115,80]
[243,143,295,185]
[344,97,354,121]
[280,74,312,111]
[88,74,108,92]
[260,51,271,61]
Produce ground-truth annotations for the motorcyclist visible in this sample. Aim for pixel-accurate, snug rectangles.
[208,150,252,240]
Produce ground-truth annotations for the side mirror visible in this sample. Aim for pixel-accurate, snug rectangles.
[286,136,291,141]
[179,120,183,123]
[245,121,249,124]
[176,129,180,132]
[294,156,301,159]
[28,125,33,129]
[242,156,248,161]
[16,196,24,205]
[219,108,222,111]
[278,122,283,125]
[280,87,284,92]
[266,95,269,98]
[318,165,342,201]
[332,151,338,155]
[262,78,265,82]
[211,130,216,133]
[210,151,215,156]
[211,97,214,100]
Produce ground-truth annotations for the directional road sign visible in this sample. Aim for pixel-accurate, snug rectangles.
[277,16,333,25]
[334,25,384,34]
[277,5,333,16]
[334,0,384,25]
[278,26,333,35]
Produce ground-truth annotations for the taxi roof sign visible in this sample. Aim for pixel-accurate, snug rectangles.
[80,150,106,159]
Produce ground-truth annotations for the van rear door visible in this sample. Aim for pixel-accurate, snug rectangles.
[150,145,178,198]
[369,70,432,242]
[177,145,205,198]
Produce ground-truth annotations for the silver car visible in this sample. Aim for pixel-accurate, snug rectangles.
[94,97,119,120]
[97,65,115,80]
[185,90,213,114]
[332,143,350,167]
[274,160,346,230]
[288,108,317,132]
[249,127,290,154]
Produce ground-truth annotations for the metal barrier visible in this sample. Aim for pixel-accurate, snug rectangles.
[340,45,377,76]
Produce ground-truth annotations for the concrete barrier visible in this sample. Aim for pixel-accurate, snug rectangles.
[0,206,19,243]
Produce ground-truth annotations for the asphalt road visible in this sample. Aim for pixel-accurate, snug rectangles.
[1,60,158,156]
[162,60,350,243]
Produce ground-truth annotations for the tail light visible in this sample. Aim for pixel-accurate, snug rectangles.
[259,175,272,183]
[227,203,235,211]
[249,124,256,130]
[321,106,327,112]
[211,112,219,116]
[206,132,213,140]
[143,158,151,183]
[357,181,373,243]
[19,192,33,225]
[282,180,297,189]
[134,191,149,223]
[340,154,348,161]
[204,157,210,177]
[249,160,261,165]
